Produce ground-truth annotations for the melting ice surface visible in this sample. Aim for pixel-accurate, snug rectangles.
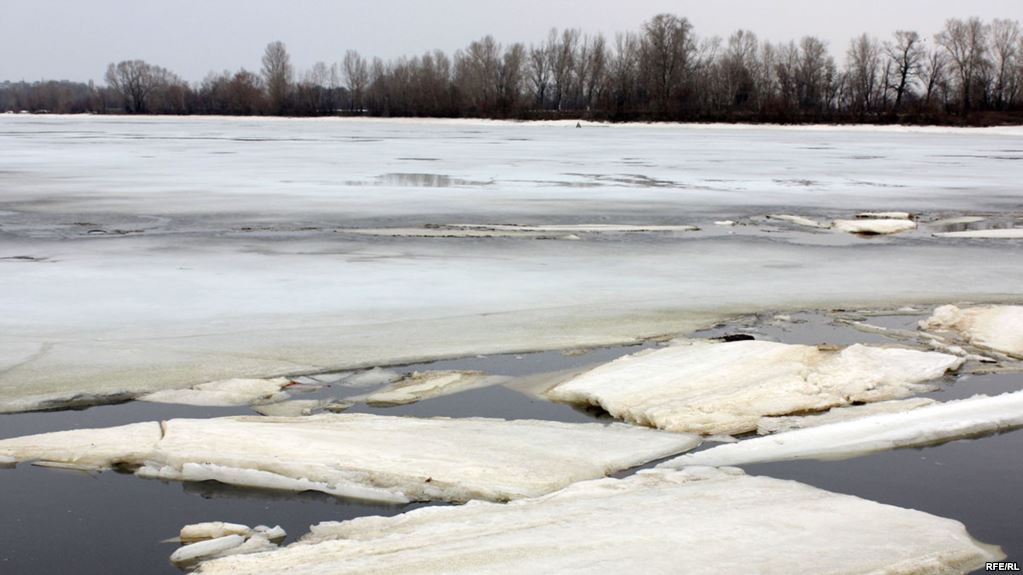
[1,117,1022,411]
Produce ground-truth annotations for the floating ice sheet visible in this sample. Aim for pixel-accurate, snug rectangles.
[833,218,917,235]
[193,467,1001,575]
[766,214,829,228]
[547,340,961,435]
[0,414,699,504]
[756,397,939,435]
[363,371,498,406]
[935,229,1023,239]
[921,305,1023,358]
[140,378,292,407]
[662,391,1023,468]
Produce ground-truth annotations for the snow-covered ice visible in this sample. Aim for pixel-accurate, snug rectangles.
[140,378,292,407]
[756,397,939,435]
[2,116,1022,412]
[0,414,699,503]
[192,467,1001,575]
[662,391,1023,468]
[547,340,961,435]
[921,305,1023,358]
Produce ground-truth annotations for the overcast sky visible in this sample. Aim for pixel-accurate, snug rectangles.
[2,0,1020,83]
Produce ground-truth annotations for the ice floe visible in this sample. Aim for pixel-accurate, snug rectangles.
[766,214,829,228]
[171,527,285,567]
[0,414,698,503]
[857,211,912,220]
[921,305,1023,358]
[832,218,917,235]
[756,397,939,435]
[547,340,961,435]
[662,391,1023,468]
[181,522,256,543]
[935,228,1023,239]
[140,378,292,407]
[192,467,1001,575]
[364,371,499,406]
[337,368,403,388]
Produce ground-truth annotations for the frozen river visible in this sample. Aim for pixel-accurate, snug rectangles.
[0,115,1021,410]
[1,116,1022,574]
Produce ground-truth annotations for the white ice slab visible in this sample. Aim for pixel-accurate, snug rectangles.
[140,378,292,407]
[0,414,699,503]
[921,305,1023,357]
[857,211,912,220]
[364,371,497,406]
[547,340,960,435]
[935,229,1023,239]
[756,397,939,434]
[766,214,829,228]
[663,391,1023,468]
[181,522,253,543]
[0,421,161,469]
[193,467,1001,575]
[833,218,917,235]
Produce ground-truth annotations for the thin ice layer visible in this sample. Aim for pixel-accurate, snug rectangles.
[921,305,1023,357]
[193,467,1001,575]
[757,397,939,434]
[0,414,698,503]
[547,340,961,435]
[662,391,1023,468]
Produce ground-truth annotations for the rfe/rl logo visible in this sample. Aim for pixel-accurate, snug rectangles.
[986,562,1020,572]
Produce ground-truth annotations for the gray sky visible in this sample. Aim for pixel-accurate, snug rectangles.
[2,0,1021,83]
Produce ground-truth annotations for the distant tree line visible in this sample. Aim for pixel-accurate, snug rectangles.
[3,15,1023,124]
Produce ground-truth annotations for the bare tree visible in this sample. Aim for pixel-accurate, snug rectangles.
[920,47,949,110]
[885,31,925,112]
[105,60,183,113]
[847,34,882,117]
[640,13,697,117]
[722,30,760,109]
[261,41,293,115]
[343,50,369,112]
[989,19,1020,109]
[935,18,989,112]
[551,28,580,110]
[528,32,555,108]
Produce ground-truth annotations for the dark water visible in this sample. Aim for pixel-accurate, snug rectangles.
[0,313,1020,574]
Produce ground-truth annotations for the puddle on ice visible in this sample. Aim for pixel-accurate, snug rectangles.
[0,309,1020,573]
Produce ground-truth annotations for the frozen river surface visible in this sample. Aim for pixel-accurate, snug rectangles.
[0,115,1021,410]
